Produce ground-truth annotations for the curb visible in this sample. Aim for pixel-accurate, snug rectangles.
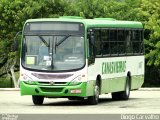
[139,88,160,91]
[0,88,20,91]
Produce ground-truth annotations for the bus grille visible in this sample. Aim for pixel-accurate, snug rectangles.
[38,82,67,86]
[40,87,63,92]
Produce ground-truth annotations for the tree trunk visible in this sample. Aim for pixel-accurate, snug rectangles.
[10,65,19,88]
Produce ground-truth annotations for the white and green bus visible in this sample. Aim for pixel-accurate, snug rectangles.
[19,16,144,105]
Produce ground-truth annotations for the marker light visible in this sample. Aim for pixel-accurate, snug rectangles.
[21,73,36,85]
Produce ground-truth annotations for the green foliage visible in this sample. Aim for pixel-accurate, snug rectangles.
[0,0,67,76]
[141,0,160,66]
[0,71,19,88]
[0,0,160,87]
[0,75,13,88]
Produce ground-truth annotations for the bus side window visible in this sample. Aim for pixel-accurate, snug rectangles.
[117,30,126,55]
[94,29,102,56]
[101,29,109,56]
[109,29,118,55]
[140,30,144,54]
[132,30,142,54]
[126,30,133,54]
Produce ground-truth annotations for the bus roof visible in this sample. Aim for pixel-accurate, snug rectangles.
[25,17,143,29]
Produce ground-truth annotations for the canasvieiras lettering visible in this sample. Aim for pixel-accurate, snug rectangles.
[102,61,126,74]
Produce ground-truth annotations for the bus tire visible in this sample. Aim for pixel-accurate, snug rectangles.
[112,77,130,100]
[87,81,100,105]
[32,95,44,105]
[120,77,130,100]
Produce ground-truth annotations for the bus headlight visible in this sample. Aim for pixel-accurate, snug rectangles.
[21,74,35,85]
[21,74,32,81]
[69,76,82,85]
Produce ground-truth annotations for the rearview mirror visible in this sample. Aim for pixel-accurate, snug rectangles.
[89,35,95,45]
[88,29,95,46]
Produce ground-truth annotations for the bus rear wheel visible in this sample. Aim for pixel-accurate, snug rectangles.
[32,95,44,105]
[87,82,100,105]
[112,77,130,100]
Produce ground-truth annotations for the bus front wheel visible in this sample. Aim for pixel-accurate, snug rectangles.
[32,95,44,105]
[87,82,100,105]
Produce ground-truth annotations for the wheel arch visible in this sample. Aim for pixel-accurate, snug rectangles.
[127,71,131,79]
[96,74,102,94]
[127,71,132,90]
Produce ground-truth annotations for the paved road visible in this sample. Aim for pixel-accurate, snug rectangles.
[0,90,160,114]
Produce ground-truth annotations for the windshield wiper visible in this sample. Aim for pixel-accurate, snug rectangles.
[38,35,49,47]
[55,35,71,47]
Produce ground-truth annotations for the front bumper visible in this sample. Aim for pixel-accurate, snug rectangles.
[20,81,88,97]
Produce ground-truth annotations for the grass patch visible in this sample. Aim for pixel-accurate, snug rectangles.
[0,71,19,88]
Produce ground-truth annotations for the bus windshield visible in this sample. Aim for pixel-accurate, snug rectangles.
[22,35,85,71]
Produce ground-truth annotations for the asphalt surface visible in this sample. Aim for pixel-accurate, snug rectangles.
[0,89,160,114]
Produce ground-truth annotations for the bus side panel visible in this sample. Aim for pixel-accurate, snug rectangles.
[131,75,144,90]
[109,77,126,93]
[100,79,110,94]
[86,80,95,96]
[87,57,127,95]
[101,57,127,93]
[126,56,144,90]
[87,55,144,95]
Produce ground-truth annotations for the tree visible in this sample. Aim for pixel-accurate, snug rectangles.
[0,0,68,87]
[0,0,160,87]
[141,0,160,66]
